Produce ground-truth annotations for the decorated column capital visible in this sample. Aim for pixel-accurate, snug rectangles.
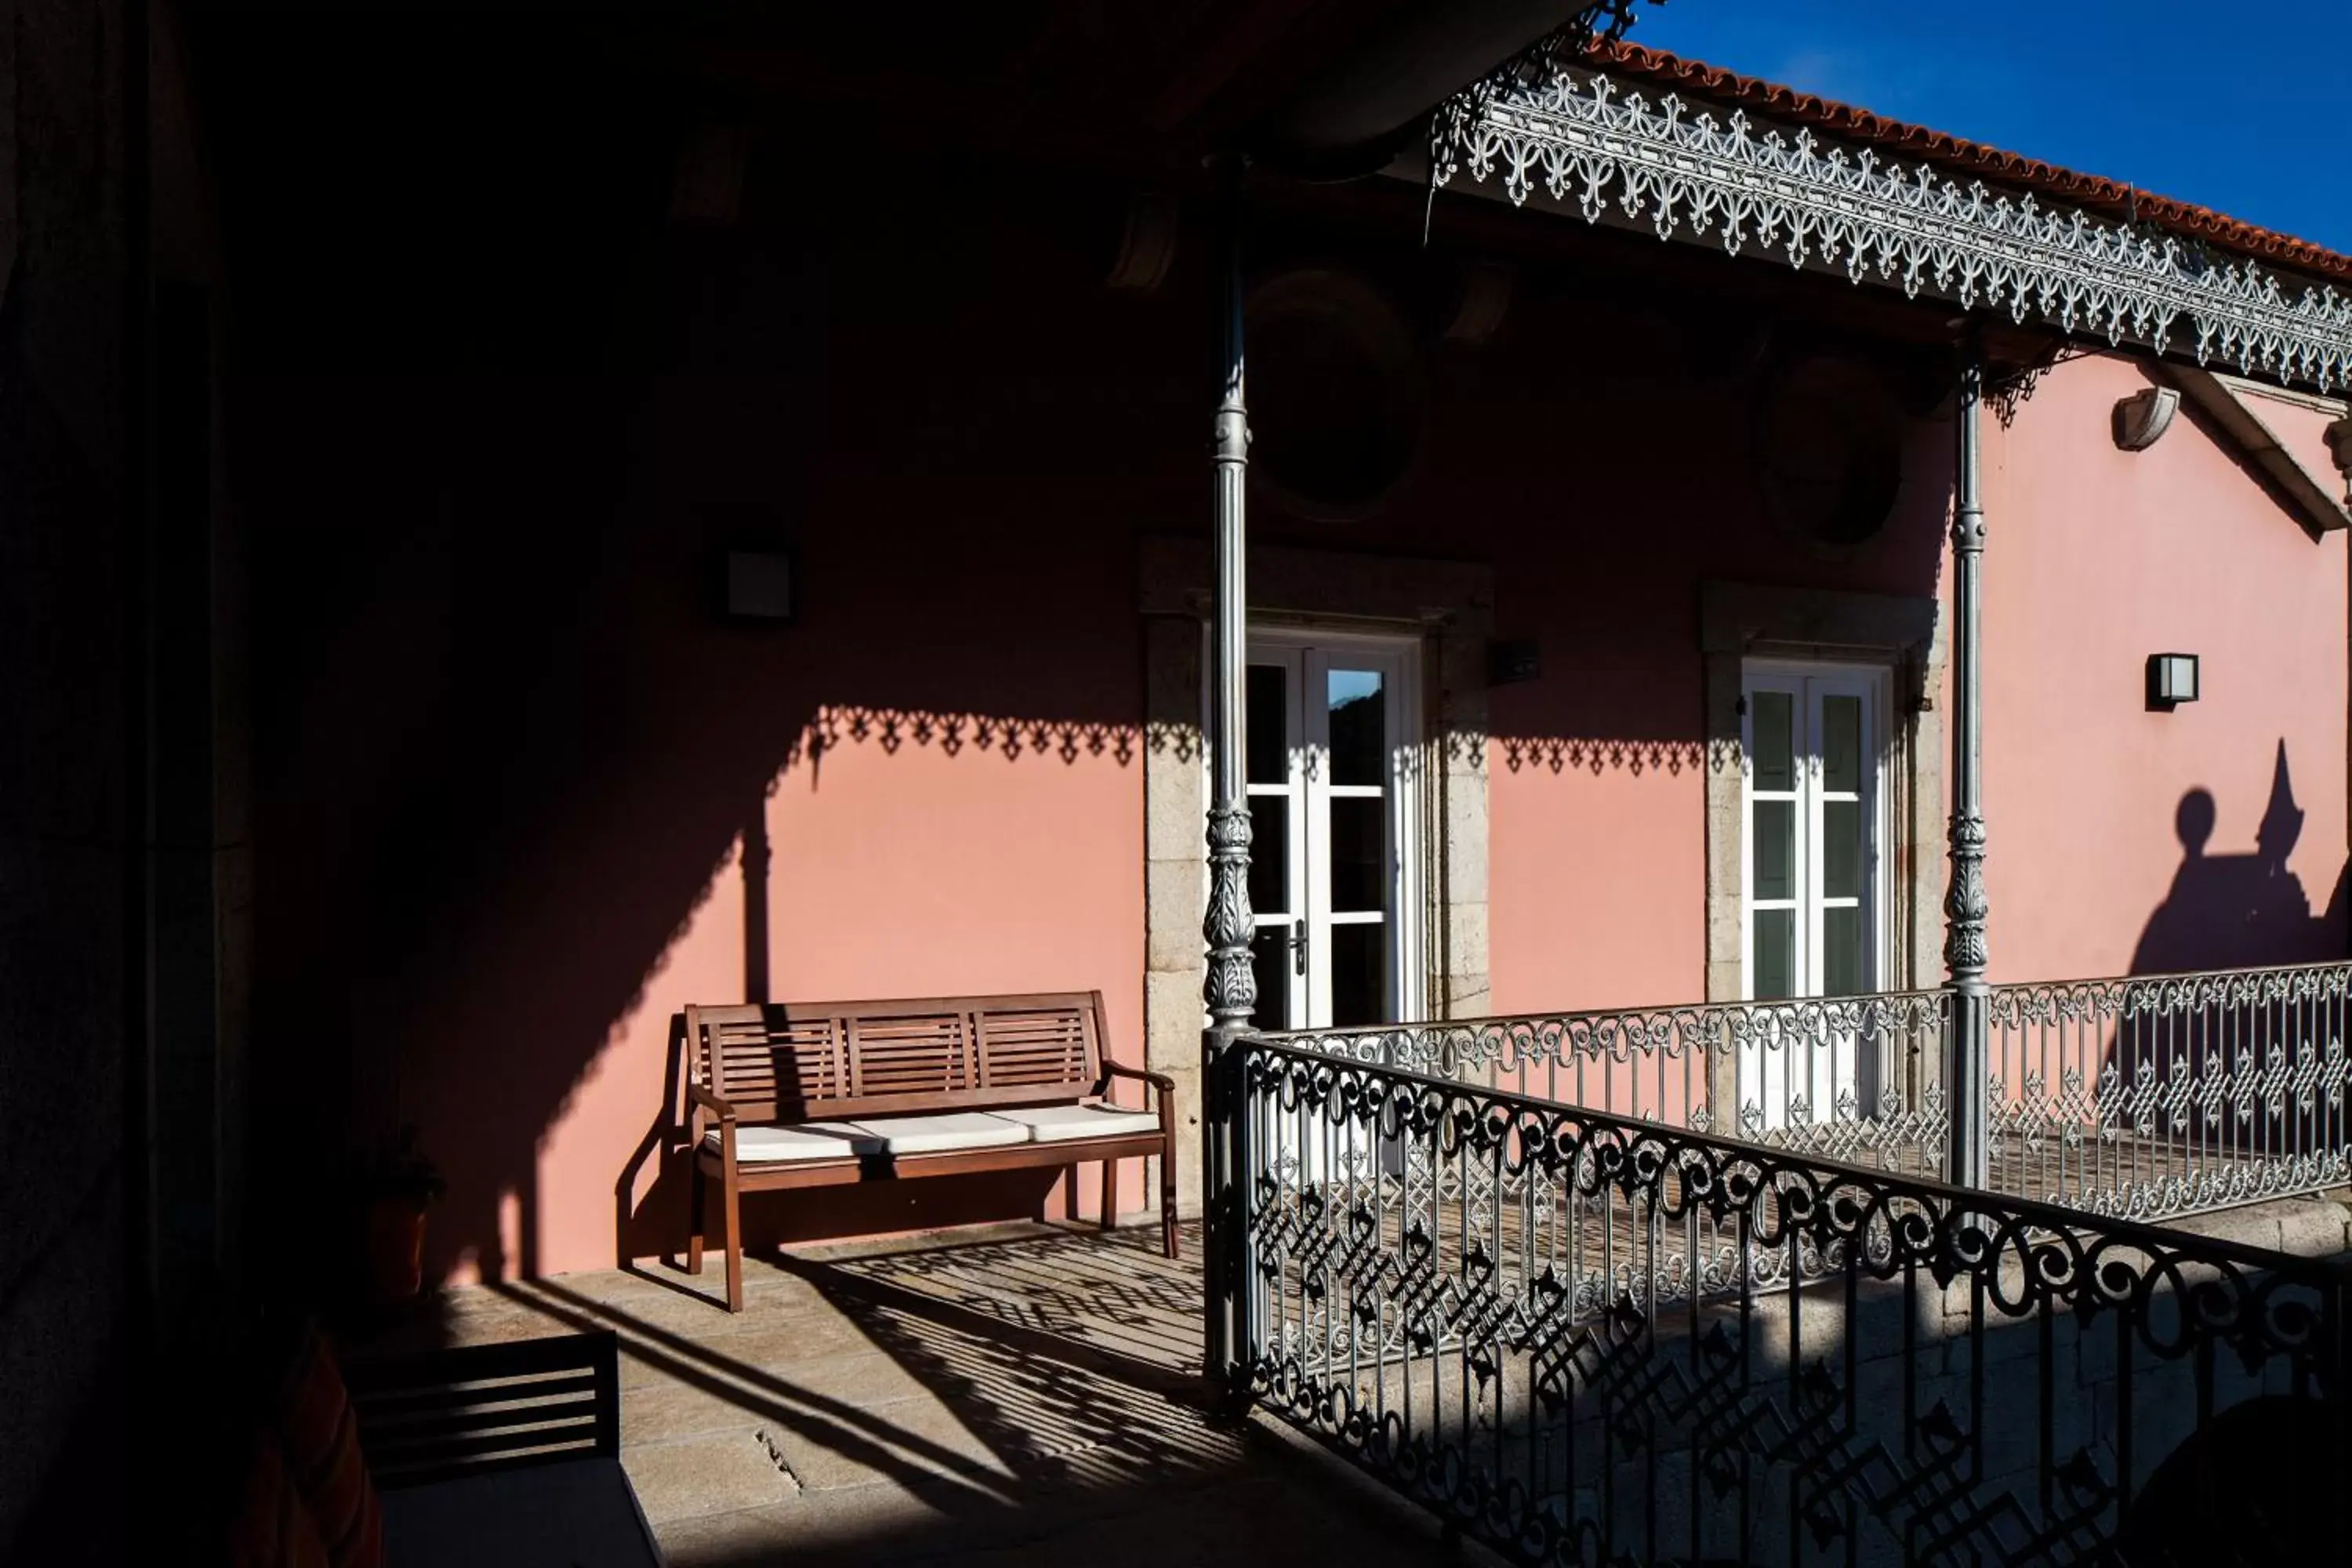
[1203,804,1256,1025]
[1942,811,1989,979]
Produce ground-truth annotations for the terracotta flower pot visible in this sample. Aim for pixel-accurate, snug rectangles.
[363,1197,428,1306]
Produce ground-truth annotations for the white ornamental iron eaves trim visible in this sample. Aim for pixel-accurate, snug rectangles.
[1432,66,2352,394]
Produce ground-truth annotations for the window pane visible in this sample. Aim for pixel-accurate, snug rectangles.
[1249,796,1289,916]
[1328,668,1386,786]
[1752,800,1795,902]
[1822,695,1862,793]
[1330,797,1386,913]
[1751,690,1794,791]
[1250,927,1292,1031]
[1753,909,1795,1001]
[1824,906,1864,996]
[1330,921,1386,1028]
[1823,799,1862,899]
[1247,665,1287,786]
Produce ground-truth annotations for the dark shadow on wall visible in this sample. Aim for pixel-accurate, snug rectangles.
[2126,743,2349,979]
[234,227,1160,1298]
[2101,745,2350,1150]
[204,9,1202,1301]
[205,13,1973,1307]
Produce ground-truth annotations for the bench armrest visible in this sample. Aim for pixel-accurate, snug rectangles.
[1100,1056,1174,1096]
[686,1081,739,1143]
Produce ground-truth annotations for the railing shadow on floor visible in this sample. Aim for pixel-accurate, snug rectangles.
[454,1242,1461,1568]
[484,1275,1036,1514]
[815,1221,1207,1382]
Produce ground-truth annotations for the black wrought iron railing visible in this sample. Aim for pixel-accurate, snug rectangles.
[1223,1036,2347,1566]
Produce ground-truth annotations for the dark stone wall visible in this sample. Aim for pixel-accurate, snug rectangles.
[0,0,134,1555]
[1,2,236,1556]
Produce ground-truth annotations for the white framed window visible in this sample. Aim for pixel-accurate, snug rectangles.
[1740,660,1890,1003]
[1220,630,1424,1033]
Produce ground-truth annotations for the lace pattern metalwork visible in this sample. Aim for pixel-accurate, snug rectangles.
[1432,67,2352,393]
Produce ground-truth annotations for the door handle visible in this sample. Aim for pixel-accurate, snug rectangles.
[1290,919,1308,976]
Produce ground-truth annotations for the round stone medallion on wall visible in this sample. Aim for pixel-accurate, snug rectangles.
[1246,270,1426,521]
[1754,352,1904,553]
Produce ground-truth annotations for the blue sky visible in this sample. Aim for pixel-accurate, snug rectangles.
[1625,1,2352,255]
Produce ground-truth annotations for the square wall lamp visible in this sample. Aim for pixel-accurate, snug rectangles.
[727,550,795,621]
[2147,652,2199,710]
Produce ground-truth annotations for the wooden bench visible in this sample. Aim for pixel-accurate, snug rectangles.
[344,1331,662,1567]
[683,989,1178,1311]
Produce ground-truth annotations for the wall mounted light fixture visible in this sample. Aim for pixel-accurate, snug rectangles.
[2147,652,2199,710]
[2112,387,2180,451]
[727,550,794,621]
[1106,191,1180,292]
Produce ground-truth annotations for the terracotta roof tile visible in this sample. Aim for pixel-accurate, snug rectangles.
[1584,40,2352,285]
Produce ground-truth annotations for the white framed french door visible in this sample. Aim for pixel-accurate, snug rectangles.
[1740,660,1891,1127]
[1240,631,1423,1034]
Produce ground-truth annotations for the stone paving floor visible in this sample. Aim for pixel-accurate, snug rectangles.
[372,1197,2351,1565]
[373,1221,1471,1566]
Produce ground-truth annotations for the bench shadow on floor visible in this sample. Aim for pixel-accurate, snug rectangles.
[377,1221,1455,1566]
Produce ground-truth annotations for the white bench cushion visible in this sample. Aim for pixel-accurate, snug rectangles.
[702,1122,869,1163]
[845,1112,1030,1156]
[993,1104,1163,1144]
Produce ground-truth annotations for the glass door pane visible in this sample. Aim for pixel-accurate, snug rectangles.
[1752,909,1796,1001]
[1246,665,1289,786]
[1806,684,1873,1000]
[1751,800,1796,901]
[1751,689,1795,790]
[1744,676,1803,1011]
[1326,668,1386,786]
[1309,655,1397,1030]
[1245,652,1305,1032]
[1250,927,1294,1032]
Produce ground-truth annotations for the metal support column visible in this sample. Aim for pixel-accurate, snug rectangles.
[1201,163,1254,1396]
[1944,336,1991,1189]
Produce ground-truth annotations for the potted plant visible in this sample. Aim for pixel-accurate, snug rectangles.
[358,1125,445,1308]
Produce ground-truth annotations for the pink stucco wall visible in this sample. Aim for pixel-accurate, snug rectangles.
[252,323,1163,1283]
[1982,355,2348,984]
[1452,318,1954,1018]
[246,174,2347,1288]
[529,714,1145,1280]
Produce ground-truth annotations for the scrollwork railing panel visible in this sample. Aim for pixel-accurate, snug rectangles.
[1274,960,2352,1223]
[1268,989,1951,1183]
[1987,960,2352,1221]
[1232,1038,2345,1566]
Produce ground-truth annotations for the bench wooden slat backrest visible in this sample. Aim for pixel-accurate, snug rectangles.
[346,1331,622,1489]
[685,991,1107,1125]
